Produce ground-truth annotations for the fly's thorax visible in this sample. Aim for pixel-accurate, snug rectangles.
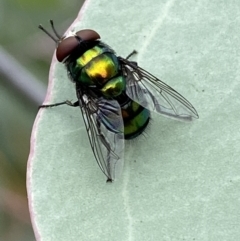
[81,52,119,85]
[66,43,115,82]
[66,42,126,98]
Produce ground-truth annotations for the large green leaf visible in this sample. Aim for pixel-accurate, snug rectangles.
[27,0,240,240]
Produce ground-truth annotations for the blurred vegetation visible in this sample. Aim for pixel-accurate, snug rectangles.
[0,0,84,240]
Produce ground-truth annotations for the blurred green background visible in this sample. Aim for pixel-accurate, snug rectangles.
[0,0,84,240]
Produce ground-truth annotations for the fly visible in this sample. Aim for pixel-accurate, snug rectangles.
[38,20,199,182]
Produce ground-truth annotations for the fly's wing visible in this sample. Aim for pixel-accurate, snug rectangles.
[77,90,124,182]
[119,58,199,121]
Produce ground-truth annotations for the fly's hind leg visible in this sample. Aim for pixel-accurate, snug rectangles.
[39,100,79,109]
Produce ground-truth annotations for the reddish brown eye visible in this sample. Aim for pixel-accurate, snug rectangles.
[56,29,100,62]
[56,37,79,62]
[75,29,100,41]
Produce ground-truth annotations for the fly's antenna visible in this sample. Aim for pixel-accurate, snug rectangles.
[38,20,61,43]
[50,20,61,39]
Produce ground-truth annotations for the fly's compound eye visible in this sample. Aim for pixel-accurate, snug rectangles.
[56,29,100,62]
[38,21,100,62]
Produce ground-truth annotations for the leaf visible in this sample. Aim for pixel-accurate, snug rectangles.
[27,0,240,240]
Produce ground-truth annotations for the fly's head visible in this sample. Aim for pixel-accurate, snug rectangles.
[38,20,100,62]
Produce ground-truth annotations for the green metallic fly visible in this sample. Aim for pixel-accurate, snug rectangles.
[39,20,199,182]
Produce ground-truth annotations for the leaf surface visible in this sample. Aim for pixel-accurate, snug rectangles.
[27,0,240,240]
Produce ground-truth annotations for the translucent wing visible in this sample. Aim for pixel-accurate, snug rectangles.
[76,87,124,182]
[119,58,199,121]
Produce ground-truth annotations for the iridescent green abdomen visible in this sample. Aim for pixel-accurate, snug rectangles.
[121,100,150,139]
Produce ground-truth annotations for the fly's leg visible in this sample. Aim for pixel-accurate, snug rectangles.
[125,50,138,67]
[126,50,137,60]
[39,100,79,109]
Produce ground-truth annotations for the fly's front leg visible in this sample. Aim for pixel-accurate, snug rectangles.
[126,50,137,60]
[39,100,79,109]
[125,50,138,66]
